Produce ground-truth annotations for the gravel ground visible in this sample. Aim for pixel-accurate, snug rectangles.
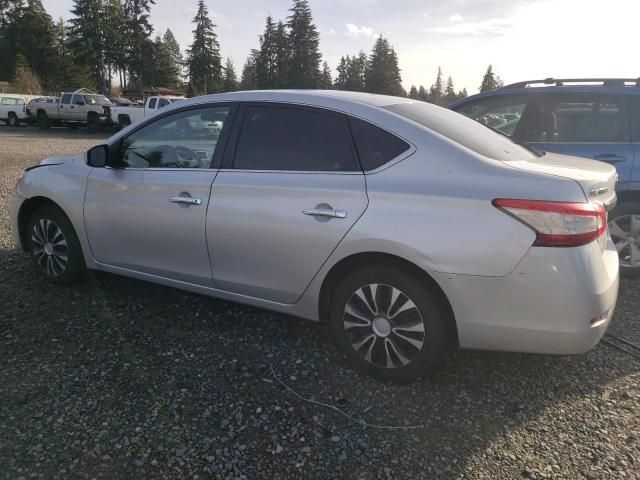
[0,126,639,480]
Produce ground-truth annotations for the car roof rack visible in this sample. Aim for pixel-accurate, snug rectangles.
[504,78,640,88]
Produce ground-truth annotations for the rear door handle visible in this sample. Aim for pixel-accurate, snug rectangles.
[169,196,202,205]
[593,154,625,163]
[302,208,347,219]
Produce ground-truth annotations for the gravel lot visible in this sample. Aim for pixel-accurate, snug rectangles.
[1,126,639,480]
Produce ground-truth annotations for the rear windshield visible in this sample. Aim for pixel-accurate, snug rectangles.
[83,95,112,106]
[383,102,536,162]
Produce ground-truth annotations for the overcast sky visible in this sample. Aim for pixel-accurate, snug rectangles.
[42,0,640,93]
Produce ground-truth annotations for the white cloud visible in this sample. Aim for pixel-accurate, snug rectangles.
[449,14,463,22]
[320,27,337,36]
[345,23,376,38]
[430,17,512,36]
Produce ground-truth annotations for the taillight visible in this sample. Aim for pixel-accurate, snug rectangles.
[493,198,607,247]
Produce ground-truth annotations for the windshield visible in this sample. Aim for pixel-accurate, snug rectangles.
[384,101,537,162]
[83,94,112,106]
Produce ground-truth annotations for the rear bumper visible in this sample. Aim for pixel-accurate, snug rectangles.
[433,235,619,354]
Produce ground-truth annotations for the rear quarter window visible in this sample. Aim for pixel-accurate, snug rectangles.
[348,117,410,170]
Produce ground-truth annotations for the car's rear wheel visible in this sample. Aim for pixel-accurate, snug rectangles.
[8,112,19,127]
[329,267,449,382]
[609,202,640,277]
[27,206,86,285]
[37,111,49,129]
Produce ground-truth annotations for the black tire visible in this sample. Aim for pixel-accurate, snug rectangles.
[609,202,640,278]
[118,115,131,128]
[8,112,19,127]
[37,111,49,129]
[87,113,102,133]
[26,206,86,286]
[329,266,449,383]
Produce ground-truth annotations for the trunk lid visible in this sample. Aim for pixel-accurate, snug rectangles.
[508,152,617,209]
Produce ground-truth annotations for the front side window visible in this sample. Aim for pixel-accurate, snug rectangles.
[527,94,625,143]
[453,95,528,137]
[234,105,358,171]
[120,106,230,169]
[148,98,157,109]
[72,95,85,105]
[60,93,72,104]
[83,94,111,106]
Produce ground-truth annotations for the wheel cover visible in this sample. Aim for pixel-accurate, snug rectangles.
[343,283,425,369]
[31,219,68,277]
[609,214,640,268]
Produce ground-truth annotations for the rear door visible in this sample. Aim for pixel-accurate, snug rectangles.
[523,93,633,183]
[206,103,368,303]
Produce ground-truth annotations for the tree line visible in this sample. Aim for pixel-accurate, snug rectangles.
[0,0,504,103]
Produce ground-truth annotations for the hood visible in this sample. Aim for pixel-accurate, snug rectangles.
[507,152,617,207]
[38,154,82,166]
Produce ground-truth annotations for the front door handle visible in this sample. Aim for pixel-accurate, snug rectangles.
[593,154,625,163]
[302,208,347,219]
[169,196,202,206]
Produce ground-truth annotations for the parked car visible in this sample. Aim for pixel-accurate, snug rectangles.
[449,78,640,275]
[111,95,183,127]
[32,88,113,131]
[10,91,619,382]
[0,95,28,127]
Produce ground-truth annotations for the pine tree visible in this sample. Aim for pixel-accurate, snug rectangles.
[256,15,278,89]
[162,29,183,90]
[124,0,156,93]
[222,57,238,92]
[69,0,109,91]
[273,20,290,88]
[479,64,503,92]
[418,85,428,101]
[408,85,418,99]
[444,75,457,106]
[13,52,42,93]
[239,51,258,90]
[186,0,222,96]
[334,55,349,90]
[286,0,321,88]
[50,17,93,90]
[364,36,403,95]
[102,0,128,93]
[428,67,444,105]
[318,61,332,89]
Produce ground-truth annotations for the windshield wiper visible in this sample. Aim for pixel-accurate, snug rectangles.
[484,124,545,157]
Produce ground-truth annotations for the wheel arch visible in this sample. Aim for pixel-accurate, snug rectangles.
[318,251,459,347]
[17,196,69,252]
[614,190,640,209]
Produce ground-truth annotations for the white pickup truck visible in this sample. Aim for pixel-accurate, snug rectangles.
[0,96,28,127]
[111,95,184,127]
[32,89,113,131]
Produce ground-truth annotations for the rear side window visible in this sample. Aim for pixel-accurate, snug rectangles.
[627,95,640,142]
[453,95,528,137]
[349,117,410,170]
[527,94,625,143]
[234,105,358,171]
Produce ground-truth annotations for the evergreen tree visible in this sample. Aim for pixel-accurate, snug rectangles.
[286,0,321,88]
[186,0,222,95]
[428,66,444,105]
[256,15,278,89]
[273,20,290,88]
[457,87,468,100]
[334,55,349,90]
[102,0,128,92]
[50,17,93,90]
[162,29,183,89]
[364,36,403,95]
[318,61,332,89]
[479,64,503,92]
[408,85,418,99]
[124,0,156,93]
[222,57,238,92]
[68,0,108,91]
[418,85,428,101]
[239,51,258,90]
[13,52,41,93]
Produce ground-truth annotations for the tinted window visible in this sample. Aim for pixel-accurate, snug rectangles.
[148,98,157,109]
[527,94,625,143]
[158,98,170,108]
[234,106,358,171]
[627,96,640,142]
[121,106,230,169]
[349,117,410,170]
[60,94,72,104]
[384,102,536,162]
[72,95,85,105]
[454,95,528,137]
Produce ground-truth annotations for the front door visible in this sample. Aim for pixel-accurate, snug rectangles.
[207,103,368,303]
[84,104,234,284]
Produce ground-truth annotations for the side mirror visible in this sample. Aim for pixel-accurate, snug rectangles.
[87,144,109,167]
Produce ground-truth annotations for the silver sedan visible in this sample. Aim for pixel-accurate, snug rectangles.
[10,91,620,382]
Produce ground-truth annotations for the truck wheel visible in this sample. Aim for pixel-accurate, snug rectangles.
[8,112,19,127]
[87,113,102,133]
[118,115,131,128]
[37,111,50,129]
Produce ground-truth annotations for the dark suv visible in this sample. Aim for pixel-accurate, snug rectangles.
[449,78,640,275]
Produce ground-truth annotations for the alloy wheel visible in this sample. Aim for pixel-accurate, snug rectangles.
[31,219,69,277]
[609,214,640,268]
[343,283,425,368]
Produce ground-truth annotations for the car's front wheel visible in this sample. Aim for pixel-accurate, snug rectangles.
[329,266,449,382]
[609,202,640,277]
[27,206,86,285]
